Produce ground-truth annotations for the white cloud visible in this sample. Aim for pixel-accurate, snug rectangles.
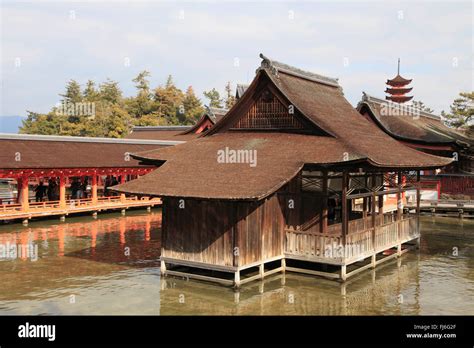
[0,1,471,116]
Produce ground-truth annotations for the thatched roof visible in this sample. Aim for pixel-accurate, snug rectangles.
[357,93,473,148]
[0,133,180,169]
[126,126,196,141]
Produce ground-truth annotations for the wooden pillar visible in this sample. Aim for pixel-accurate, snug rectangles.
[59,176,66,208]
[378,174,384,215]
[160,260,166,275]
[321,171,328,234]
[397,171,403,220]
[362,174,368,220]
[120,174,126,202]
[20,177,29,211]
[91,174,98,204]
[341,171,348,245]
[416,171,421,249]
[234,270,241,288]
[371,173,377,253]
[340,264,347,281]
[416,171,421,216]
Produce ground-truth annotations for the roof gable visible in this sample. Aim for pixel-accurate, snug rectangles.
[207,68,331,136]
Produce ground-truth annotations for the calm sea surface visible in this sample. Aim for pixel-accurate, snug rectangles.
[0,210,472,315]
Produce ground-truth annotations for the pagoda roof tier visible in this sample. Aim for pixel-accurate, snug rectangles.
[385,95,414,103]
[386,74,412,86]
[385,87,413,95]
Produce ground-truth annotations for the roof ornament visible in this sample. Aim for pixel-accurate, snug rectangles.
[259,53,279,77]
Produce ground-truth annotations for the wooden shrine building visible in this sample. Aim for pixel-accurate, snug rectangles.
[114,54,451,286]
[126,107,228,141]
[358,93,474,196]
[0,133,181,222]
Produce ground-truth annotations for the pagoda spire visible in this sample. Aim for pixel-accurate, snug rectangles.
[385,59,413,103]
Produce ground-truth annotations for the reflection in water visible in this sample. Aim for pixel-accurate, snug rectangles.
[0,214,472,315]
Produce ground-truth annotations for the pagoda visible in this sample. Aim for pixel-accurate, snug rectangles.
[385,59,413,103]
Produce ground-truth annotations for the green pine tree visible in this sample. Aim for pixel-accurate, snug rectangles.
[204,88,223,108]
[442,92,474,133]
[224,82,236,109]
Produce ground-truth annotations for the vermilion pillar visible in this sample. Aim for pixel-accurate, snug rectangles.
[91,175,98,204]
[120,175,126,202]
[59,176,66,208]
[20,177,29,211]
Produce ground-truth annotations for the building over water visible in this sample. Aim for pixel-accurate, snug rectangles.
[126,107,228,141]
[0,133,180,221]
[114,54,451,287]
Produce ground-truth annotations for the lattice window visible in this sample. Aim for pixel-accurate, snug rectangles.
[232,89,305,130]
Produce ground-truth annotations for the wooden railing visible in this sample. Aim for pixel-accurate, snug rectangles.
[285,216,419,264]
[325,214,398,236]
[0,195,153,214]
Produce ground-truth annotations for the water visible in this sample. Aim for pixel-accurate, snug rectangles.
[0,211,472,315]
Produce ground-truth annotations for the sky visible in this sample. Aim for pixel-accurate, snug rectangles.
[0,0,472,118]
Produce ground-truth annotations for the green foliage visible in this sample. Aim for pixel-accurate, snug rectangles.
[204,88,223,108]
[442,92,474,133]
[20,72,213,138]
[60,80,82,104]
[224,82,236,109]
[412,100,434,113]
[153,75,185,124]
[183,86,205,124]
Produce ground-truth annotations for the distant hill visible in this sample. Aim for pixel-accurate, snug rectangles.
[0,116,25,133]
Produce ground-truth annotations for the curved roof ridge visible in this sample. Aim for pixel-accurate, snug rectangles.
[259,53,340,88]
[361,92,441,121]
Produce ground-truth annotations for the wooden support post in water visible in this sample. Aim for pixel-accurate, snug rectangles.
[340,265,347,281]
[160,260,166,275]
[281,258,286,272]
[259,263,264,279]
[371,254,376,268]
[341,171,348,245]
[234,271,241,288]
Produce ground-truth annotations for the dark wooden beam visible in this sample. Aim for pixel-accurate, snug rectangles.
[378,174,384,215]
[397,171,403,220]
[416,171,421,217]
[321,170,328,234]
[341,170,348,245]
